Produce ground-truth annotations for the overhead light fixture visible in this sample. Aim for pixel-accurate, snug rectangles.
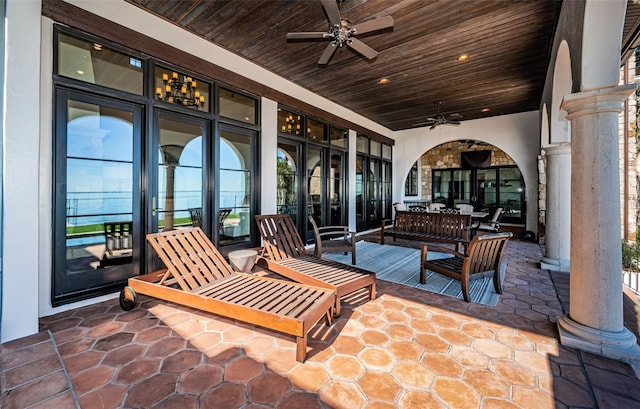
[155,71,205,109]
[378,77,391,85]
[481,108,490,113]
[93,43,103,51]
[457,53,470,62]
[76,70,85,75]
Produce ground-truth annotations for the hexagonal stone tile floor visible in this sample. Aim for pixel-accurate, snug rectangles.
[1,238,639,408]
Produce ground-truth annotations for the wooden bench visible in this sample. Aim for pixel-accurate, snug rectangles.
[380,211,472,251]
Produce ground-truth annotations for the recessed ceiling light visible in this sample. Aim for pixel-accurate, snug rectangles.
[93,43,103,51]
[377,77,391,85]
[481,108,490,113]
[76,70,85,75]
[457,54,470,62]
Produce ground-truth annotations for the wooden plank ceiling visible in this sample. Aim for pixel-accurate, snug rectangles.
[124,0,637,132]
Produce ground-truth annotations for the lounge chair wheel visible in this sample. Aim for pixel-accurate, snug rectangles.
[119,286,137,311]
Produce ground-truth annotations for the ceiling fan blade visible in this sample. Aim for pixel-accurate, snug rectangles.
[318,43,338,65]
[413,117,437,125]
[287,32,330,40]
[352,15,394,35]
[320,0,342,26]
[347,38,378,59]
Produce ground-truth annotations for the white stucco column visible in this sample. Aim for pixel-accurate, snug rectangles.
[557,84,640,363]
[540,144,571,272]
[260,97,278,215]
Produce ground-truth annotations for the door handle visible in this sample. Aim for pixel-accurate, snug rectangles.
[152,196,162,216]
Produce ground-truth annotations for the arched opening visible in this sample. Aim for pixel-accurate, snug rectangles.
[405,139,526,225]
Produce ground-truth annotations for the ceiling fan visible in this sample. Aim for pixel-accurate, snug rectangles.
[414,101,463,130]
[286,0,394,65]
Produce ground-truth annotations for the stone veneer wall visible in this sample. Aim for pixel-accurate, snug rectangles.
[537,153,547,243]
[418,141,516,201]
[620,57,638,242]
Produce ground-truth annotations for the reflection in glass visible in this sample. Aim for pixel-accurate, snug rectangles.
[330,127,347,148]
[499,167,524,219]
[307,146,324,240]
[307,118,327,142]
[370,140,381,157]
[278,108,303,136]
[356,156,364,230]
[154,67,209,112]
[219,88,256,123]
[220,130,252,245]
[356,135,368,153]
[57,32,143,95]
[330,154,344,225]
[277,143,298,223]
[65,101,134,275]
[158,119,203,232]
[476,168,497,211]
[453,170,472,205]
[432,170,451,204]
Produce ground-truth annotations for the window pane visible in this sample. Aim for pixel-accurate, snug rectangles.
[356,136,368,153]
[330,127,348,148]
[157,120,203,232]
[356,157,364,230]
[67,101,133,162]
[58,32,143,95]
[330,153,344,225]
[65,103,134,276]
[307,118,327,143]
[370,140,381,157]
[405,162,418,196]
[307,145,324,229]
[219,88,256,123]
[155,67,210,112]
[277,143,298,222]
[220,130,252,245]
[278,108,303,136]
[382,144,392,160]
[499,167,524,221]
[477,168,497,212]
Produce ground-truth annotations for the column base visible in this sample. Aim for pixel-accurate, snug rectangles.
[540,257,570,272]
[558,315,640,364]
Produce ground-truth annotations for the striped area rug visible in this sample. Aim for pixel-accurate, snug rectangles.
[324,240,501,306]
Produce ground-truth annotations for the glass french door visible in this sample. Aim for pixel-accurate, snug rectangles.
[277,140,302,227]
[219,127,256,247]
[306,145,326,242]
[53,90,142,304]
[151,111,207,236]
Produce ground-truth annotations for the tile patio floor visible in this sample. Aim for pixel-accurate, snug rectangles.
[2,238,640,408]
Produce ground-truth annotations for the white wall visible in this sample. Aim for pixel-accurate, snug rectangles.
[2,0,43,342]
[392,111,541,232]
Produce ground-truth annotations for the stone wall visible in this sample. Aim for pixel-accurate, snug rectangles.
[620,57,638,242]
[418,140,516,201]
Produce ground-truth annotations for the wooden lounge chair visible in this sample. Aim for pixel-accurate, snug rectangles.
[255,214,376,317]
[118,228,335,362]
[420,232,512,302]
[308,215,356,265]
